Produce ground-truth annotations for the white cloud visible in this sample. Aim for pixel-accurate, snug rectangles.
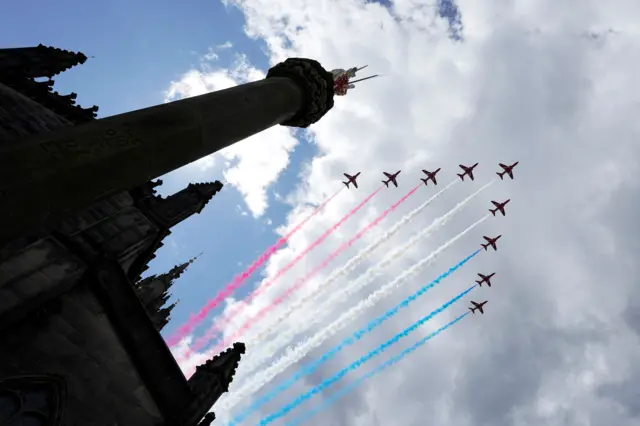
[172,0,640,425]
[202,41,235,61]
[164,54,299,217]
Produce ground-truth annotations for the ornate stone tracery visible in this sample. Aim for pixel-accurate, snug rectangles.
[0,375,66,426]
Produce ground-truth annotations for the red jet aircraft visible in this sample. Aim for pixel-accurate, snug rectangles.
[343,172,361,189]
[476,272,495,287]
[490,199,511,216]
[481,235,502,251]
[469,300,488,314]
[420,168,441,186]
[457,163,479,181]
[497,162,519,180]
[382,170,401,188]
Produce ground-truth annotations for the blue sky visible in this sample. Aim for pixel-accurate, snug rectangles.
[5,1,639,425]
[2,0,461,340]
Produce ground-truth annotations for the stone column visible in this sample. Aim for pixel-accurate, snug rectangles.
[0,58,335,244]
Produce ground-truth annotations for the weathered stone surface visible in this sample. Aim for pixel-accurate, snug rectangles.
[90,259,193,424]
[0,236,85,322]
[0,83,72,145]
[56,191,134,236]
[0,283,164,425]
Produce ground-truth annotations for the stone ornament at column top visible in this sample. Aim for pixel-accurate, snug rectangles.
[266,58,335,128]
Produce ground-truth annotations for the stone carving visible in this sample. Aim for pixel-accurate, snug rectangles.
[266,57,335,128]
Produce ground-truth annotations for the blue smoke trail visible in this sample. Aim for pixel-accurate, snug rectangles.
[285,311,470,426]
[230,250,480,425]
[258,285,477,425]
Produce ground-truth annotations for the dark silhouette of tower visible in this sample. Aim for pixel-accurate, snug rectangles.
[0,43,336,425]
[0,49,335,243]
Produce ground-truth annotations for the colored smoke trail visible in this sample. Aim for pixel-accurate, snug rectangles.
[230,251,480,425]
[212,184,422,353]
[217,215,487,413]
[167,187,343,347]
[285,312,470,426]
[245,180,456,349]
[182,186,382,356]
[235,180,485,378]
[259,287,476,425]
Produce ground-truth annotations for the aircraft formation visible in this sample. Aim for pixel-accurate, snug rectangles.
[344,161,519,317]
[163,153,519,424]
[343,161,519,188]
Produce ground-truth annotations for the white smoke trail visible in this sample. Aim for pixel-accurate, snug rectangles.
[192,180,456,367]
[246,181,456,340]
[217,213,490,412]
[234,180,491,378]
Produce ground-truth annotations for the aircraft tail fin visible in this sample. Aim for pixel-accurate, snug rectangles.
[475,280,482,286]
[490,208,497,216]
[382,180,389,187]
[343,181,350,188]
[481,243,489,251]
[497,171,505,180]
[469,307,475,314]
[457,173,465,181]
[421,178,428,186]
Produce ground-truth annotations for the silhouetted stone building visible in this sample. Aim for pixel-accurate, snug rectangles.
[0,42,335,425]
[0,46,247,425]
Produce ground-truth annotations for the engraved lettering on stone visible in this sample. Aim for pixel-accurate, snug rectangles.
[39,128,144,161]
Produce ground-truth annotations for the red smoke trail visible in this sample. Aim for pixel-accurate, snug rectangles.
[189,184,420,357]
[166,187,344,347]
[182,186,386,358]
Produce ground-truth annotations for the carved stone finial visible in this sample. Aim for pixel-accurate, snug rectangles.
[59,92,78,105]
[266,58,335,128]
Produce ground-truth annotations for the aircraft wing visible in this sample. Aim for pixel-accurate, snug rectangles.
[383,172,392,178]
[353,181,358,189]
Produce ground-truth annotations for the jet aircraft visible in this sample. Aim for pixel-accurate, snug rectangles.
[481,235,502,251]
[421,168,441,186]
[457,163,479,181]
[469,300,488,314]
[476,272,495,287]
[382,171,401,188]
[343,172,361,189]
[497,162,519,180]
[489,199,511,216]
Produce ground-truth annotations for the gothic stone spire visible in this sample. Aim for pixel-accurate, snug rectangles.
[138,181,224,230]
[135,255,198,331]
[181,342,246,425]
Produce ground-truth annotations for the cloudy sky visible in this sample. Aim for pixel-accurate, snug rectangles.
[5,0,640,425]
